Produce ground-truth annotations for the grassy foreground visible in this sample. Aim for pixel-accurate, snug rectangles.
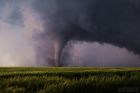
[0,67,140,93]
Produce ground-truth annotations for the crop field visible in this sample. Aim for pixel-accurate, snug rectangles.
[0,67,140,93]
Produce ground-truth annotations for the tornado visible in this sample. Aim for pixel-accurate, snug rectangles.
[1,0,140,66]
[32,0,140,66]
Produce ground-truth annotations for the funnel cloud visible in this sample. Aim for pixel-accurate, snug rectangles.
[0,0,140,66]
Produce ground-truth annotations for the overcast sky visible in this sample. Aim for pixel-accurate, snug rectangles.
[0,0,140,66]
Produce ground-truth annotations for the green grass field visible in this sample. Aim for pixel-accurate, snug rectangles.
[0,67,140,93]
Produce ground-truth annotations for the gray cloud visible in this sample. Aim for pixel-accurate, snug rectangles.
[31,0,140,66]
[0,0,140,66]
[67,42,140,67]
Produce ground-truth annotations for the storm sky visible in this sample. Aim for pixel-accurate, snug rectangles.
[0,0,140,66]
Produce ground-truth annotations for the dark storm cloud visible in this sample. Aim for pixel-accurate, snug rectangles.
[30,0,140,66]
[1,0,140,66]
[0,0,22,25]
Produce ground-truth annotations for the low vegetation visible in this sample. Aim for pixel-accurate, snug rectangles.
[0,67,140,93]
